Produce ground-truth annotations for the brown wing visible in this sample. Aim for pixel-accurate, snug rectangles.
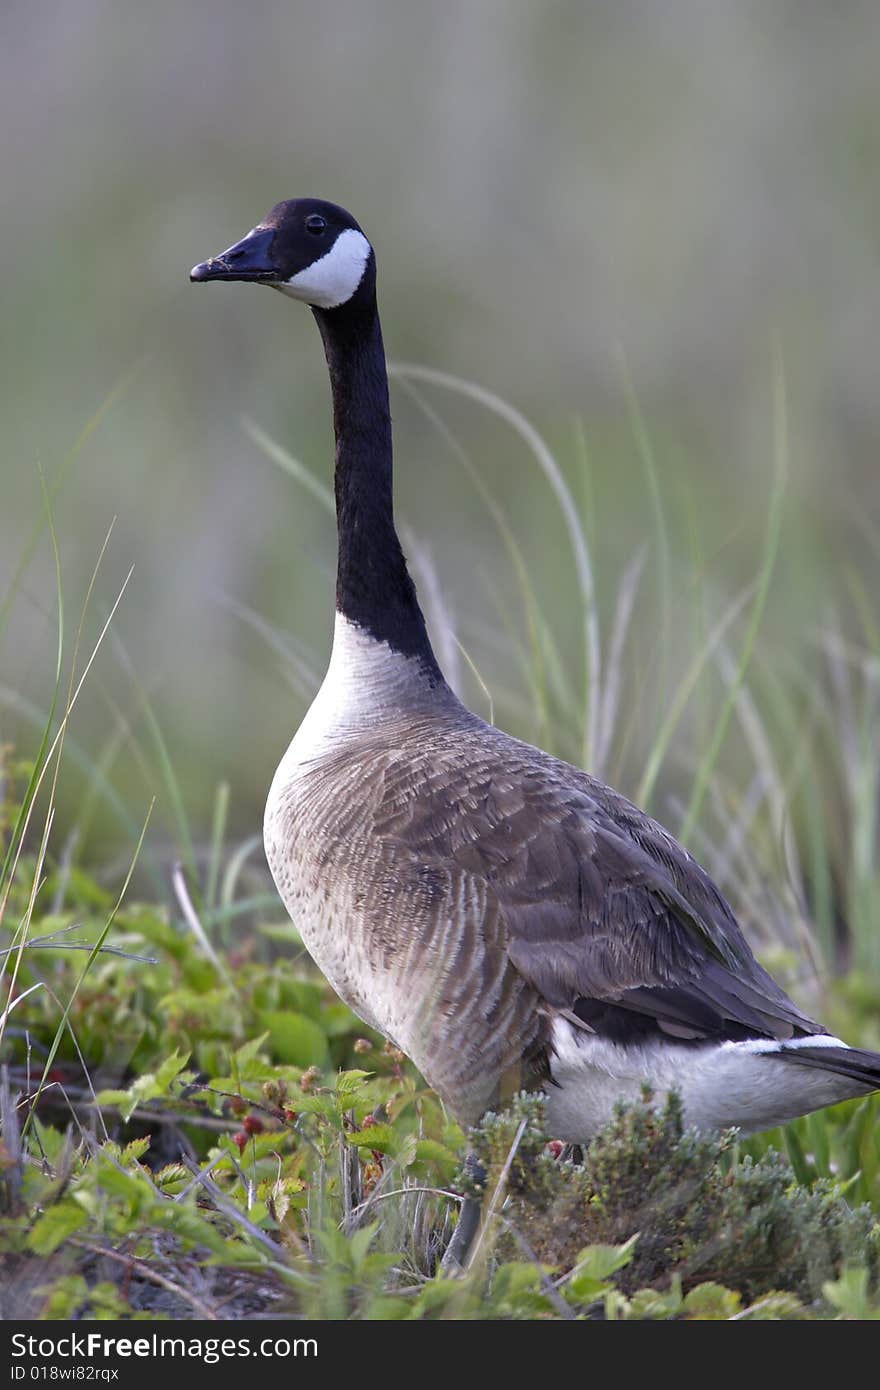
[374,718,819,1045]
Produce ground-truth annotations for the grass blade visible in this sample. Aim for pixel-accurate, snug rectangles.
[677,361,787,843]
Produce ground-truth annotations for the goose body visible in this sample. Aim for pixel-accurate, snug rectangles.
[192,199,880,1140]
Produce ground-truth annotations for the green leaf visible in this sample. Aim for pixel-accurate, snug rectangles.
[334,1069,374,1098]
[154,1164,190,1192]
[96,1047,190,1120]
[228,1032,271,1084]
[348,1221,381,1269]
[741,1292,805,1319]
[154,1048,192,1090]
[824,1266,880,1320]
[27,1200,89,1255]
[31,1118,69,1167]
[256,1011,329,1067]
[568,1235,638,1300]
[413,1138,460,1173]
[121,1137,151,1165]
[625,1273,686,1317]
[682,1282,742,1319]
[627,1282,684,1319]
[322,1003,361,1037]
[258,1174,306,1224]
[395,1132,418,1169]
[347,1123,397,1154]
[42,1276,90,1319]
[93,1088,132,1111]
[233,1035,269,1068]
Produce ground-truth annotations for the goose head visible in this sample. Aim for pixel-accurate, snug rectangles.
[190,198,374,310]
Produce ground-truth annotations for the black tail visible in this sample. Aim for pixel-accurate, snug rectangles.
[775,1044,880,1092]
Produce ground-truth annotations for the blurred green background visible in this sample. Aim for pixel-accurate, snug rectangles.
[3,0,880,873]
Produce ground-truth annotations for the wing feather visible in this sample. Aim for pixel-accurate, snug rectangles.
[371,719,818,1045]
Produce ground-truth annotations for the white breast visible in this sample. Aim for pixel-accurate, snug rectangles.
[262,612,444,1038]
[271,612,433,775]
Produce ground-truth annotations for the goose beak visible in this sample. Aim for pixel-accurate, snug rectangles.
[190,226,279,283]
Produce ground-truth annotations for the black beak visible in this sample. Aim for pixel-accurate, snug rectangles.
[190,226,279,283]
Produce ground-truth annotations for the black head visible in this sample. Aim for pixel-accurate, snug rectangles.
[190,199,375,310]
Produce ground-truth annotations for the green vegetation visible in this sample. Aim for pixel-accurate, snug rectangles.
[1,377,879,1320]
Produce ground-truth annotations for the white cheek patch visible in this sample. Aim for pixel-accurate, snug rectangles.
[276,228,371,309]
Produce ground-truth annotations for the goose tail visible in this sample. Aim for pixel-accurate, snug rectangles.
[775,1038,880,1093]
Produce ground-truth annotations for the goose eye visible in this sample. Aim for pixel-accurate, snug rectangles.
[305,215,327,235]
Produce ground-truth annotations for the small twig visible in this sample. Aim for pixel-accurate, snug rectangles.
[182,1159,288,1260]
[61,1027,110,1143]
[13,1080,62,1111]
[70,1239,219,1320]
[223,1148,255,1209]
[7,976,109,1141]
[0,1065,23,1212]
[0,938,158,963]
[0,982,43,1030]
[340,1124,362,1234]
[6,1075,230,1132]
[465,1116,528,1269]
[89,1105,229,1132]
[349,1184,461,1221]
[731,1295,794,1321]
[198,1083,285,1124]
[173,1152,227,1203]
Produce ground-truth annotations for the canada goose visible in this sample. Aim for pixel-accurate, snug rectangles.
[191,198,880,1146]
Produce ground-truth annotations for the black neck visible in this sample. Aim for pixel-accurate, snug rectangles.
[312,298,442,677]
